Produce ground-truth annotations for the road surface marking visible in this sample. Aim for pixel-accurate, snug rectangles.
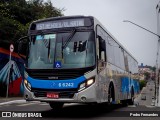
[128,105,136,107]
[0,100,26,106]
[145,105,156,108]
[40,103,49,106]
[17,102,39,107]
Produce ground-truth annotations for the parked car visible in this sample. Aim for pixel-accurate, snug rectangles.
[152,96,155,99]
[151,99,155,106]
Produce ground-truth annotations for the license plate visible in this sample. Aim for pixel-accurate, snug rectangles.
[47,93,59,99]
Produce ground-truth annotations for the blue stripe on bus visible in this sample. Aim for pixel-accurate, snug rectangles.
[121,77,130,93]
[27,76,86,89]
[121,77,140,94]
[133,79,140,93]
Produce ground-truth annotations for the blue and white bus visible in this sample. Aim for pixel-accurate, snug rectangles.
[18,16,140,109]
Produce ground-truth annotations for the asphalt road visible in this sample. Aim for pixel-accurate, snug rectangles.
[138,80,155,106]
[0,101,160,120]
[0,80,159,120]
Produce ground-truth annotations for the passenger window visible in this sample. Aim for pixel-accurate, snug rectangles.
[97,36,106,73]
[98,36,106,61]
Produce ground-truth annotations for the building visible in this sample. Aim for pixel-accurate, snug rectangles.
[138,63,156,81]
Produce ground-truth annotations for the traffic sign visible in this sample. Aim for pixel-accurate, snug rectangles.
[10,44,14,53]
[54,61,62,68]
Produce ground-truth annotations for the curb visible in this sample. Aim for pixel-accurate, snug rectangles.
[0,100,26,106]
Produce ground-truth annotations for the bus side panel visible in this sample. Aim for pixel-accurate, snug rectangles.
[121,76,130,99]
[96,66,110,103]
[132,79,140,95]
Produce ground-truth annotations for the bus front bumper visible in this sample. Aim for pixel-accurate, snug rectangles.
[24,84,97,103]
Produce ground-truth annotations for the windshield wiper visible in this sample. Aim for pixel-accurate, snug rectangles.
[48,38,51,58]
[62,29,76,49]
[61,29,76,58]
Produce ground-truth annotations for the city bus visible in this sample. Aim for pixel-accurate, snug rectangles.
[18,16,140,109]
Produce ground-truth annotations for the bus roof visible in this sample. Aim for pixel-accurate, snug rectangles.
[32,15,93,23]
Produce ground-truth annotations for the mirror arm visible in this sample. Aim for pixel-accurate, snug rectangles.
[17,36,28,60]
[97,55,99,73]
[17,36,28,43]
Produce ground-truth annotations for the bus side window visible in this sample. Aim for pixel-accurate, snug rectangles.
[97,36,106,73]
[98,36,106,62]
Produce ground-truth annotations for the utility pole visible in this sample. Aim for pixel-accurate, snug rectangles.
[123,19,160,106]
[156,1,160,106]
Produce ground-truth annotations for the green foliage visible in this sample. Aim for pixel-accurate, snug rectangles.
[139,80,146,90]
[146,65,156,72]
[0,0,63,44]
[151,66,156,72]
[144,72,150,80]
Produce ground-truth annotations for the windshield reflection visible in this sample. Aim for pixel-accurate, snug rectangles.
[28,31,95,69]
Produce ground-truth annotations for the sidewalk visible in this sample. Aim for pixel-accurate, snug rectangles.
[0,97,25,105]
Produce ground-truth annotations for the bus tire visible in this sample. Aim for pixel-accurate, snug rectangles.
[49,102,64,110]
[121,100,128,106]
[108,83,115,105]
[128,88,134,105]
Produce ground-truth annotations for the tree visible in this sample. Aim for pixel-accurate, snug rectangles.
[151,66,156,72]
[144,72,150,80]
[139,80,146,90]
[0,0,63,46]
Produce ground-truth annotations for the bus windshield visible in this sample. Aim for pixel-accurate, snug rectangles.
[28,31,95,69]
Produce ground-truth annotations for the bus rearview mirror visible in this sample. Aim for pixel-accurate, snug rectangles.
[78,41,87,52]
[17,36,29,60]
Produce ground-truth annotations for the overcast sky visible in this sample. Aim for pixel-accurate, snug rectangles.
[51,0,160,66]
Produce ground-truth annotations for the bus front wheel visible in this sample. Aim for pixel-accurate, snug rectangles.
[128,88,134,105]
[108,83,115,104]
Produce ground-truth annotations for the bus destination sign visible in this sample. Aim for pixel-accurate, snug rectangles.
[36,19,85,30]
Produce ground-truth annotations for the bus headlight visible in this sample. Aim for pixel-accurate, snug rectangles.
[24,79,31,91]
[87,79,94,86]
[78,78,95,92]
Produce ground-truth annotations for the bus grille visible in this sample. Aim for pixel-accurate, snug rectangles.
[28,71,80,80]
[26,67,94,80]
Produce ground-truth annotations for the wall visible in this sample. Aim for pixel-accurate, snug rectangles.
[0,48,24,97]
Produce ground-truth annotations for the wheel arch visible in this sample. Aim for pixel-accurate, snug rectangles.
[108,81,115,101]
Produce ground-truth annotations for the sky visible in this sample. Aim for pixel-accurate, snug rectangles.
[51,0,160,66]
